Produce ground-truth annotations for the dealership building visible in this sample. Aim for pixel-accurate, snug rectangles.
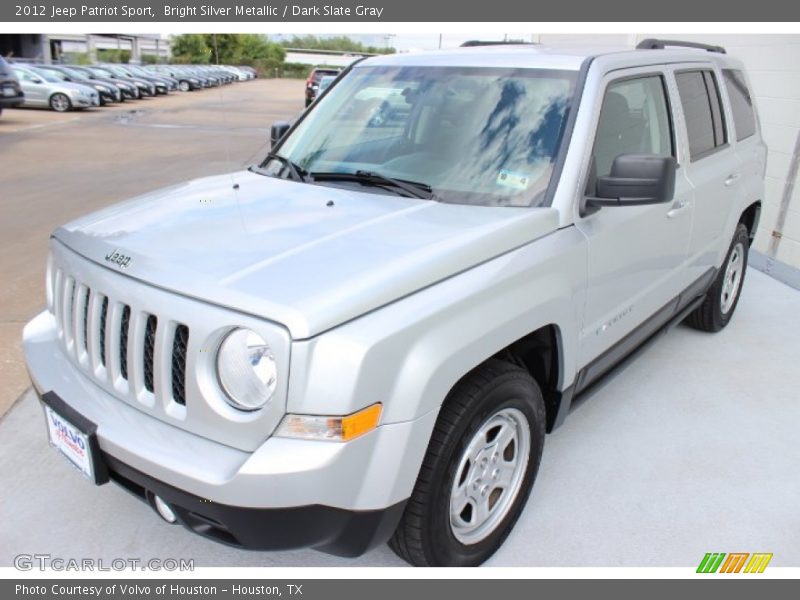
[0,33,170,64]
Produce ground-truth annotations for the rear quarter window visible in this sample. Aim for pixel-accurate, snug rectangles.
[723,69,757,141]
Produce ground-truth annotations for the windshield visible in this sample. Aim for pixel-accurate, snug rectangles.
[63,67,89,81]
[89,67,114,78]
[269,65,577,207]
[105,66,129,77]
[40,68,67,81]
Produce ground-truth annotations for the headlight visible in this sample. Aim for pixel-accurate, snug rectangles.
[216,328,277,411]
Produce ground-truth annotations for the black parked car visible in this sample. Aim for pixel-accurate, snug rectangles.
[68,65,139,100]
[0,56,24,117]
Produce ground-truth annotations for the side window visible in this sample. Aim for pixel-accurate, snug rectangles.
[675,70,728,160]
[723,69,756,141]
[592,75,673,180]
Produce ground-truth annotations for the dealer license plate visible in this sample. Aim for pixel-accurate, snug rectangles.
[44,405,96,481]
[2,87,16,97]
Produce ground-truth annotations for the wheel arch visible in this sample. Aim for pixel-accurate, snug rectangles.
[739,200,761,246]
[495,323,565,432]
[48,91,71,109]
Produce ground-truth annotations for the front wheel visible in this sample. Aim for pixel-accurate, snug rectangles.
[686,223,750,332]
[389,359,545,566]
[49,93,71,112]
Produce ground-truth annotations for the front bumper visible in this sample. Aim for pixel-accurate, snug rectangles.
[102,450,404,555]
[23,310,433,554]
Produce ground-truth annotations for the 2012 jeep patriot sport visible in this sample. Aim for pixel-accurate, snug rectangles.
[23,39,765,566]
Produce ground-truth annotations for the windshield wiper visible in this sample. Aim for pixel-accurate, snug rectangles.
[310,170,436,200]
[263,152,309,183]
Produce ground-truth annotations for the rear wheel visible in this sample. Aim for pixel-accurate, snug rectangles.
[686,223,749,332]
[389,359,545,566]
[178,80,190,92]
[49,93,71,112]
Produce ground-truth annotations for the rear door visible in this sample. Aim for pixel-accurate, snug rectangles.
[720,68,766,228]
[671,66,744,282]
[13,69,45,105]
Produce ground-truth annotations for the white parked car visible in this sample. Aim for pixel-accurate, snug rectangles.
[12,65,99,111]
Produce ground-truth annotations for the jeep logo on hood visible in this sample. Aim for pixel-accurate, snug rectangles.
[104,249,132,269]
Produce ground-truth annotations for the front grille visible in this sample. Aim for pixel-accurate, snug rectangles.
[53,269,189,408]
[143,315,157,393]
[171,325,189,405]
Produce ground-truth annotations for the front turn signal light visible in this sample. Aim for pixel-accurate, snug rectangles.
[275,403,382,442]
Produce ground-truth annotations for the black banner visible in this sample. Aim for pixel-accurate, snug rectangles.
[4,580,800,600]
[2,0,800,22]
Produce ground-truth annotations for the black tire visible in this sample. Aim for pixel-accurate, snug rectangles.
[686,223,750,333]
[389,359,546,567]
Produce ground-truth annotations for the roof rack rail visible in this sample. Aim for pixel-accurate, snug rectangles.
[636,38,726,54]
[460,40,537,47]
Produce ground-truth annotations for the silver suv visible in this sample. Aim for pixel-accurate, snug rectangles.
[23,39,765,566]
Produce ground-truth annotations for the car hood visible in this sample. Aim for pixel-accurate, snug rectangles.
[50,81,94,95]
[54,170,559,339]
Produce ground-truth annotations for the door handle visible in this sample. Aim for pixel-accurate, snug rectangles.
[725,173,741,186]
[667,200,690,219]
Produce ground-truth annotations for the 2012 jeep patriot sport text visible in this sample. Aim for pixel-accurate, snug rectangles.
[24,40,765,566]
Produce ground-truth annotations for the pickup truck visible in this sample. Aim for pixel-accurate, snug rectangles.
[23,39,765,566]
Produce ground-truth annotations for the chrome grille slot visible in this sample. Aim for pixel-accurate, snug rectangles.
[53,268,64,336]
[62,276,76,349]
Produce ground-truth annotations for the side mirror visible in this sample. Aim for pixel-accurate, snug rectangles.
[31,78,43,84]
[270,121,291,148]
[586,154,676,209]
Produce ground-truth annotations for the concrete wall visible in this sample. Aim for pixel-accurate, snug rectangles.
[535,34,800,277]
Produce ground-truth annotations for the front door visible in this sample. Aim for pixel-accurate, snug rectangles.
[575,68,693,372]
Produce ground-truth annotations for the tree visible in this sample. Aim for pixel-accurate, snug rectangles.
[234,34,285,66]
[279,35,395,55]
[171,34,211,64]
[170,34,285,69]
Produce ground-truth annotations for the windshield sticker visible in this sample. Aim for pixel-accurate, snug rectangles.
[496,170,531,191]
